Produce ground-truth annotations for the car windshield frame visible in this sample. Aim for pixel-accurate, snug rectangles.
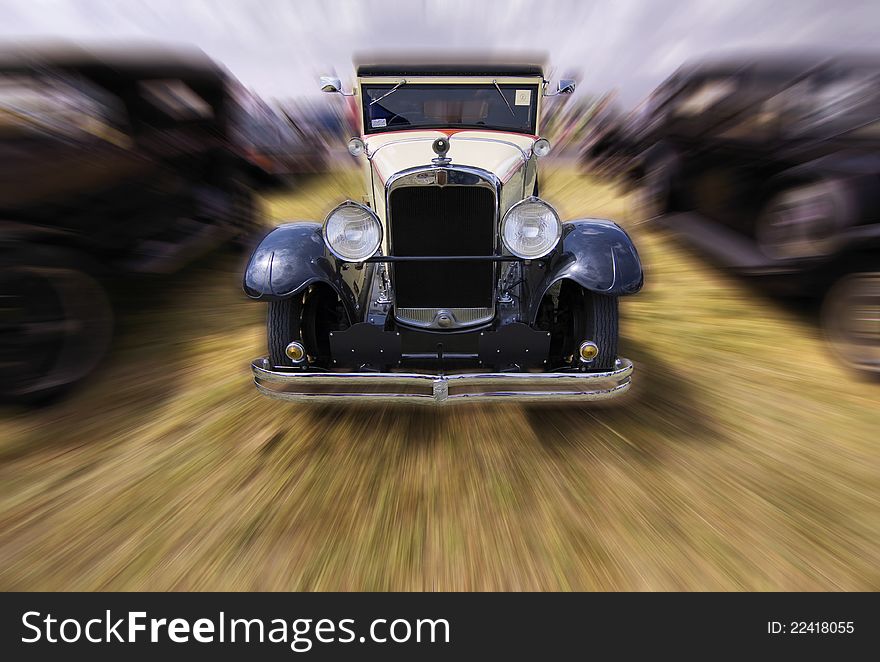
[360,82,540,135]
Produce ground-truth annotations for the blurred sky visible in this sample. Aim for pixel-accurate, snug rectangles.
[1,0,878,106]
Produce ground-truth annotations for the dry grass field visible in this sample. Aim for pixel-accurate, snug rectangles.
[0,165,877,590]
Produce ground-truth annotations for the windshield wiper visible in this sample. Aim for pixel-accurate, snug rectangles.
[493,79,517,118]
[369,79,407,106]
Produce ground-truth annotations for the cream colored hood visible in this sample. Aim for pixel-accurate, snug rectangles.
[364,130,537,184]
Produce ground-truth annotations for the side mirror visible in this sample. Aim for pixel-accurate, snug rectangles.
[558,79,576,95]
[543,79,577,97]
[320,76,344,94]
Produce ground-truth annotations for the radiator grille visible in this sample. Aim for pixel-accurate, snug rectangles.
[389,184,495,315]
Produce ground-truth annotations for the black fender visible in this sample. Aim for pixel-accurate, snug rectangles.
[242,222,358,320]
[527,219,643,323]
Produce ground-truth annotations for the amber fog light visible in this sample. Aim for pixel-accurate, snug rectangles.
[579,341,599,362]
[285,341,306,363]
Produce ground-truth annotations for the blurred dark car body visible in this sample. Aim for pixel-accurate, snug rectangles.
[233,94,329,181]
[0,45,281,402]
[275,114,331,176]
[579,108,632,180]
[628,53,880,372]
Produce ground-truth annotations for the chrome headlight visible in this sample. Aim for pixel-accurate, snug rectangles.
[347,137,365,156]
[501,197,562,259]
[532,138,551,157]
[323,201,382,262]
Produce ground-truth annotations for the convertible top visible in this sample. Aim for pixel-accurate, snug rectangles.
[356,61,544,78]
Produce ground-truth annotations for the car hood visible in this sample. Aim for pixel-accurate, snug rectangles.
[364,129,537,185]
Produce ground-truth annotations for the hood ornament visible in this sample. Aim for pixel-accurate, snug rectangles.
[431,137,452,166]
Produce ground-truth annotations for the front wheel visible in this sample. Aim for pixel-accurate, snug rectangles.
[267,295,303,367]
[585,290,619,369]
[266,285,349,368]
[546,281,619,370]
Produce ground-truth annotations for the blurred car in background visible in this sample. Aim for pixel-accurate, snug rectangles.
[0,44,290,403]
[244,60,643,404]
[233,90,330,181]
[578,103,637,182]
[274,114,330,176]
[621,53,880,373]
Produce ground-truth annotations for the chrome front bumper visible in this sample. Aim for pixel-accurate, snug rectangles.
[251,357,633,405]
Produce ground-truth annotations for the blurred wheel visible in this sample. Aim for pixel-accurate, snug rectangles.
[0,251,113,403]
[822,271,880,373]
[756,180,854,261]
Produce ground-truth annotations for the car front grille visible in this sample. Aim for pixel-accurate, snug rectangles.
[388,184,496,323]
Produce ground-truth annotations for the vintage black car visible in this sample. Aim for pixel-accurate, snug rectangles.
[0,45,283,402]
[244,62,643,405]
[628,54,880,372]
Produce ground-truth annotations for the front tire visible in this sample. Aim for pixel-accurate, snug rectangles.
[267,295,303,367]
[584,290,619,370]
[548,281,619,370]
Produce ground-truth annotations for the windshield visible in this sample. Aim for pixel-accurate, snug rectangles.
[361,83,539,134]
